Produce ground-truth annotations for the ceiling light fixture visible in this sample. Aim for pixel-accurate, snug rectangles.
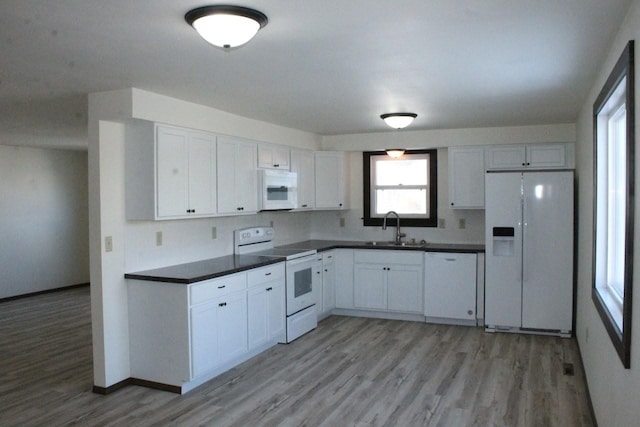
[385,149,405,158]
[380,112,417,129]
[185,5,268,49]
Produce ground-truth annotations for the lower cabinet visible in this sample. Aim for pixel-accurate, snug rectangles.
[424,252,477,322]
[247,280,285,350]
[352,250,424,314]
[191,290,247,378]
[128,262,285,393]
[315,251,336,319]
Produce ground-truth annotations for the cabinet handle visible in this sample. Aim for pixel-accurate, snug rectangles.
[265,272,272,276]
[218,285,226,289]
[522,162,526,166]
[274,164,279,167]
[327,255,333,259]
[302,204,308,208]
[237,207,245,211]
[339,203,343,207]
[266,287,273,291]
[468,310,474,315]
[451,202,454,206]
[445,258,456,262]
[324,269,328,272]
[219,302,227,307]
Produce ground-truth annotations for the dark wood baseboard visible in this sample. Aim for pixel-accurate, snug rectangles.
[0,282,89,304]
[93,378,181,395]
[576,340,599,427]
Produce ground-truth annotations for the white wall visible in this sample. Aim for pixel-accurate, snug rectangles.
[316,124,575,244]
[574,1,640,425]
[0,145,89,299]
[88,88,321,388]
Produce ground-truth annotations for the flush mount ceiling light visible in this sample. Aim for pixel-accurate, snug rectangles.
[185,5,268,49]
[380,112,417,129]
[385,149,405,158]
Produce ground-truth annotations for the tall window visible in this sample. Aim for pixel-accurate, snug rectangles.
[593,40,634,369]
[363,150,437,227]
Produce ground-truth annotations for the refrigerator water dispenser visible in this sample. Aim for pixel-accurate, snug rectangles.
[492,227,515,256]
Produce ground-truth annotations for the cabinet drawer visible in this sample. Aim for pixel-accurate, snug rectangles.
[322,251,336,265]
[247,263,285,287]
[190,273,246,305]
[354,250,423,266]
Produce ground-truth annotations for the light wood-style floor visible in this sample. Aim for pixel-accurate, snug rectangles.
[0,287,594,426]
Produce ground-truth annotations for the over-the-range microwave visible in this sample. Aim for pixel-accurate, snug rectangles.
[258,169,298,211]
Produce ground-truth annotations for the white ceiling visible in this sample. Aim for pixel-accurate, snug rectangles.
[0,0,633,146]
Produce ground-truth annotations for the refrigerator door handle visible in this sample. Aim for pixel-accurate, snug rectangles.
[522,220,527,283]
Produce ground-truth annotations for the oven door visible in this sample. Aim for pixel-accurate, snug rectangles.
[285,255,317,316]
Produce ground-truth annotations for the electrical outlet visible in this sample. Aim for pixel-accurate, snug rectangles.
[211,227,217,240]
[458,218,466,229]
[105,236,113,252]
[438,218,446,229]
[340,217,345,227]
[269,220,274,227]
[156,231,163,246]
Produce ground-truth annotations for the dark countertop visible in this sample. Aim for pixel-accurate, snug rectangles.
[276,239,485,253]
[125,240,484,284]
[124,255,283,284]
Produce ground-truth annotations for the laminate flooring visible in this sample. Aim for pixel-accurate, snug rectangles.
[0,286,594,426]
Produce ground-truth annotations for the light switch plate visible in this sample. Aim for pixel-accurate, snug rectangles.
[156,231,163,246]
[438,218,446,228]
[458,218,466,229]
[211,227,217,240]
[105,236,113,252]
[339,217,345,227]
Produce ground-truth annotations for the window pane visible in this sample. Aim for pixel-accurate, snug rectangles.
[375,158,427,185]
[607,105,627,300]
[375,189,427,215]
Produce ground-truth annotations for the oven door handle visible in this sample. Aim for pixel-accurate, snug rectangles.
[285,254,317,267]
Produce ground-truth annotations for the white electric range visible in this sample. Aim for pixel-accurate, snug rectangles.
[234,227,318,343]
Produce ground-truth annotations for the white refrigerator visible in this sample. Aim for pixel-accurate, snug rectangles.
[484,170,574,336]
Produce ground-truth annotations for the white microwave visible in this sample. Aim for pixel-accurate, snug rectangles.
[258,169,298,211]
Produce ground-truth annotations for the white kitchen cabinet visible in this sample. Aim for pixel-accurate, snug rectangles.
[191,290,247,378]
[448,146,485,209]
[321,251,336,315]
[126,122,217,220]
[258,143,290,169]
[335,249,355,309]
[353,250,423,314]
[290,149,315,210]
[314,151,349,210]
[424,252,477,323]
[248,264,286,349]
[217,135,258,214]
[486,143,569,170]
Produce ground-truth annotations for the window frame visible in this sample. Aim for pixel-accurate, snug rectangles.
[592,40,635,369]
[363,149,438,227]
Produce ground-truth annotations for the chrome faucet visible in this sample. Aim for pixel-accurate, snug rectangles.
[382,211,406,244]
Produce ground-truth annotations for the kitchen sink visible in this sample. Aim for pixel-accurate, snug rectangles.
[365,241,428,248]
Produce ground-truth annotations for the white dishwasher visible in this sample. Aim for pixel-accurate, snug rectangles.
[424,252,477,325]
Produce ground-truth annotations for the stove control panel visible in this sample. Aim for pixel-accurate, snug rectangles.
[234,226,275,250]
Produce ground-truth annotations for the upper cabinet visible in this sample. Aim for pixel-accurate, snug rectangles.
[217,135,258,215]
[258,143,290,170]
[290,149,315,210]
[314,151,349,210]
[126,122,217,220]
[448,146,485,209]
[485,143,571,170]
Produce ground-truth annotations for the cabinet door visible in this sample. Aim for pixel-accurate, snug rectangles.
[322,253,336,313]
[156,126,189,217]
[216,291,248,365]
[234,139,258,213]
[526,144,566,168]
[247,286,269,349]
[187,132,217,216]
[335,250,355,309]
[449,147,485,209]
[486,145,527,170]
[387,265,423,314]
[290,149,315,209]
[217,136,258,214]
[353,264,387,310]
[190,301,219,379]
[315,151,348,209]
[266,281,285,341]
[258,144,290,169]
[424,252,477,321]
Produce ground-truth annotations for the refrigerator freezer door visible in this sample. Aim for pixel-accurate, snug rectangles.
[521,171,574,332]
[484,172,523,328]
